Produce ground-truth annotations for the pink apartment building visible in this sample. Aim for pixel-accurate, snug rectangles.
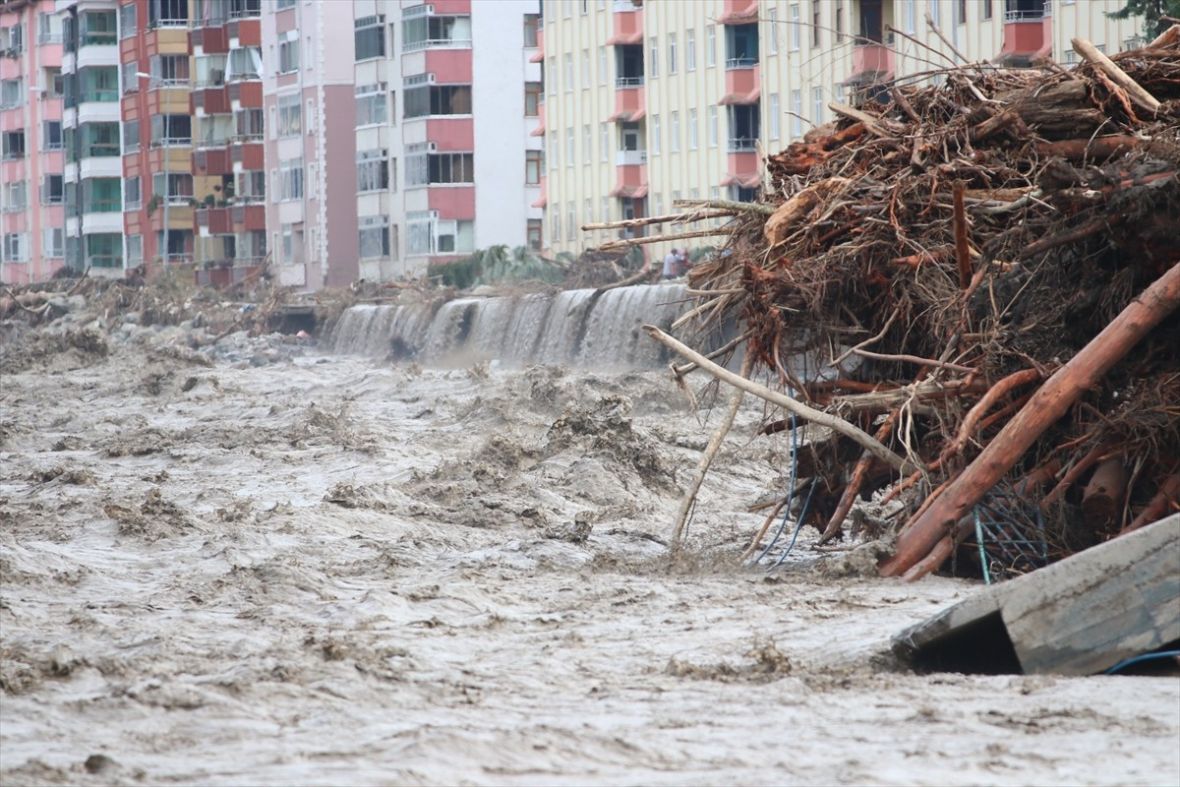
[261,0,358,291]
[1,0,66,284]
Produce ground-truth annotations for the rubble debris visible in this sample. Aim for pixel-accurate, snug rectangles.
[600,32,1180,579]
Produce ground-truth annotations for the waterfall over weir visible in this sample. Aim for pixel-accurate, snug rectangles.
[329,283,691,369]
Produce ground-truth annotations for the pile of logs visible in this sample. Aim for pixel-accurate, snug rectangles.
[603,31,1180,580]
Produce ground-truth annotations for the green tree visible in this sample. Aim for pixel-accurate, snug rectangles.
[1108,0,1180,38]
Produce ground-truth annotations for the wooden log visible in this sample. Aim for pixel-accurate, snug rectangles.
[1082,456,1129,531]
[581,209,734,231]
[595,227,732,251]
[953,182,972,289]
[942,368,1043,461]
[819,411,900,544]
[880,260,1180,579]
[1035,135,1140,161]
[763,178,849,247]
[672,198,776,216]
[1123,474,1180,534]
[1072,37,1161,114]
[643,325,918,473]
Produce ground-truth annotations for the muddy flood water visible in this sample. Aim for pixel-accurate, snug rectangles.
[2,336,1178,786]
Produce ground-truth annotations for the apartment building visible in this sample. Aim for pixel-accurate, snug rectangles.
[1,0,65,285]
[350,0,542,281]
[541,0,1144,258]
[190,0,268,287]
[261,0,357,290]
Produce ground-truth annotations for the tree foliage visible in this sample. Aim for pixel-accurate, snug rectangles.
[1107,0,1180,37]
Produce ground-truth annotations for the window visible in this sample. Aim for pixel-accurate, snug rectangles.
[403,14,471,50]
[3,181,27,213]
[280,223,296,263]
[150,115,191,145]
[86,234,122,268]
[195,55,227,87]
[277,0,295,9]
[668,33,677,74]
[279,36,299,73]
[598,46,607,85]
[582,124,591,163]
[836,4,845,41]
[121,62,138,94]
[355,15,386,61]
[83,177,122,212]
[789,4,801,51]
[581,49,590,86]
[565,128,574,164]
[651,114,661,155]
[983,0,993,20]
[686,29,696,71]
[118,2,136,37]
[409,212,434,254]
[648,36,659,77]
[523,13,540,47]
[43,228,65,259]
[44,68,63,98]
[688,108,698,149]
[42,121,63,150]
[524,82,541,116]
[124,176,141,209]
[548,132,558,168]
[956,0,967,25]
[791,89,803,138]
[197,114,233,147]
[769,93,780,139]
[227,47,261,81]
[547,57,556,95]
[150,55,189,86]
[563,53,573,89]
[813,87,824,127]
[404,84,471,117]
[42,175,64,205]
[1,23,24,55]
[280,158,304,201]
[527,219,542,251]
[151,173,192,205]
[356,84,390,126]
[38,12,61,44]
[4,130,26,160]
[236,170,266,202]
[357,150,389,192]
[600,196,610,224]
[126,235,143,264]
[526,150,543,184]
[600,123,609,161]
[3,234,28,263]
[670,111,680,152]
[406,151,474,185]
[584,198,593,228]
[235,108,264,139]
[1,80,22,110]
[928,0,940,27]
[903,0,917,34]
[149,0,188,29]
[358,216,391,259]
[767,9,778,55]
[566,205,575,241]
[124,120,140,153]
[813,2,821,46]
[708,106,718,147]
[278,94,301,136]
[706,25,716,67]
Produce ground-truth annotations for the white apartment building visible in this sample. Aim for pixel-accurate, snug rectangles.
[541,0,1145,258]
[351,0,543,282]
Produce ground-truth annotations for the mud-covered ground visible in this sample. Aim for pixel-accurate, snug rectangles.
[1,325,1178,786]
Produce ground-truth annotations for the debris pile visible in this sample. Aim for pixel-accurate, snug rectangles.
[601,31,1180,579]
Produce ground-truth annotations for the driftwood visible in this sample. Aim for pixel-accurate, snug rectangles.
[880,261,1180,579]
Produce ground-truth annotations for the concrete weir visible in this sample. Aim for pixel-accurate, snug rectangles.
[328,283,691,368]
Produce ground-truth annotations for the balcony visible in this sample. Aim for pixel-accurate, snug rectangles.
[851,43,893,77]
[196,207,233,234]
[999,1,1051,64]
[231,203,266,231]
[615,76,644,88]
[727,137,757,152]
[725,57,757,70]
[616,149,647,166]
[608,1,643,45]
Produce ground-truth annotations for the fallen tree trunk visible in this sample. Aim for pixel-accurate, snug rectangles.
[879,260,1180,579]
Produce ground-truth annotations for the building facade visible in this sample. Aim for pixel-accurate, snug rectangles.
[261,0,358,290]
[349,0,543,281]
[540,0,1144,259]
[2,0,65,285]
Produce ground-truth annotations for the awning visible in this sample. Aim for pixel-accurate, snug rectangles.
[718,88,760,106]
[531,196,547,208]
[605,32,643,45]
[718,2,758,24]
[530,124,545,137]
[529,50,544,63]
[721,173,761,188]
[608,108,645,123]
[841,70,893,87]
[610,184,648,199]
